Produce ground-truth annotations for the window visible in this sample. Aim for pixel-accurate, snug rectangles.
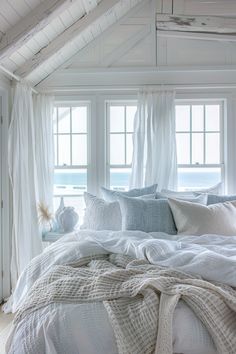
[107,102,137,190]
[53,104,89,221]
[175,101,223,191]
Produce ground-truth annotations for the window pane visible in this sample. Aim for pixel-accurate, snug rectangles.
[205,133,220,163]
[126,133,133,165]
[178,167,221,191]
[58,135,70,166]
[54,135,57,165]
[110,134,125,164]
[54,169,87,196]
[110,168,131,191]
[72,106,87,133]
[53,196,85,226]
[205,105,220,131]
[176,133,190,164]
[72,135,87,165]
[192,133,204,164]
[192,105,204,131]
[126,106,136,132]
[175,105,190,132]
[110,106,125,132]
[58,107,70,133]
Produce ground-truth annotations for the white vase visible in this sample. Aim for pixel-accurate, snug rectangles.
[55,197,65,230]
[58,207,79,232]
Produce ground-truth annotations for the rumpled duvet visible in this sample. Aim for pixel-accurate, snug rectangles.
[5,230,236,354]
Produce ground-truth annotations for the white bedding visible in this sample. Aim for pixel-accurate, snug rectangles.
[6,230,236,354]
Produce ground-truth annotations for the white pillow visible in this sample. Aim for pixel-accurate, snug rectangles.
[162,183,222,198]
[101,184,158,202]
[81,193,121,231]
[168,198,236,236]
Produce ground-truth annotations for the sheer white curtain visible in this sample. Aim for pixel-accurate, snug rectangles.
[8,83,54,288]
[130,89,177,191]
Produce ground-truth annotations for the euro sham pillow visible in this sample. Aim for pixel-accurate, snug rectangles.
[118,195,177,234]
[161,183,222,198]
[81,192,121,231]
[156,192,208,205]
[101,184,158,202]
[168,198,236,236]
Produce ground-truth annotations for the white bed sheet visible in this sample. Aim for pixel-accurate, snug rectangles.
[6,229,236,354]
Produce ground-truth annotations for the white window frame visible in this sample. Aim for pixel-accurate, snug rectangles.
[106,100,137,188]
[175,99,225,190]
[53,101,91,199]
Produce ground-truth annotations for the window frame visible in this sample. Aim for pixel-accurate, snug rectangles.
[106,100,137,188]
[175,99,225,189]
[53,101,91,199]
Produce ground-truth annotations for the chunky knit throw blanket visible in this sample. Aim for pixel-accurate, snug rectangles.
[15,254,236,354]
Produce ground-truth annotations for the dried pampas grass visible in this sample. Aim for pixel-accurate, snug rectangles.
[38,202,53,228]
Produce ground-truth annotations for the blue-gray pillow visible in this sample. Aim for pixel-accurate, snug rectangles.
[118,195,177,234]
[156,192,208,205]
[101,184,158,202]
[207,194,236,205]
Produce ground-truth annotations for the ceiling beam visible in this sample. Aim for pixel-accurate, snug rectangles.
[156,14,236,35]
[16,0,120,78]
[0,0,79,62]
[157,30,236,42]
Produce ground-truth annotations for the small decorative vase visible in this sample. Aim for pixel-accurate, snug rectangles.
[58,207,79,232]
[55,197,65,230]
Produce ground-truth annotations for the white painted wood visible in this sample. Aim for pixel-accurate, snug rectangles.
[156,14,236,34]
[103,25,151,67]
[16,0,121,78]
[157,30,236,42]
[0,0,79,62]
[173,0,236,17]
[162,0,173,14]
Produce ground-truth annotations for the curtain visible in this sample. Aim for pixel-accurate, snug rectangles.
[8,83,54,288]
[130,89,177,191]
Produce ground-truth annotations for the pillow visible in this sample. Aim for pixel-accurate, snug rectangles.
[156,192,208,205]
[168,198,236,236]
[207,194,236,205]
[161,183,222,198]
[81,192,121,231]
[101,184,158,202]
[118,195,177,234]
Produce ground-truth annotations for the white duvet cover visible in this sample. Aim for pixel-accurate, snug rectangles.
[6,230,236,354]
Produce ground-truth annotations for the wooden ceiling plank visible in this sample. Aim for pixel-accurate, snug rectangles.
[0,0,78,62]
[16,0,121,78]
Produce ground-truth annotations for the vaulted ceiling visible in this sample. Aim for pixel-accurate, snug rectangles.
[0,0,144,86]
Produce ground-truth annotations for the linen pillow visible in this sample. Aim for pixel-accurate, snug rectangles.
[207,194,236,205]
[101,184,158,202]
[161,183,222,198]
[156,192,207,205]
[118,195,177,234]
[168,198,236,236]
[81,192,121,231]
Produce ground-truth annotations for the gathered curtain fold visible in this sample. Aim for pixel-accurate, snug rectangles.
[130,89,177,191]
[8,83,54,287]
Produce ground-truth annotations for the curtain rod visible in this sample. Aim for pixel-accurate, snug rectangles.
[0,65,38,94]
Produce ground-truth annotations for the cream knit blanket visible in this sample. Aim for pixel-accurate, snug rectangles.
[15,254,236,354]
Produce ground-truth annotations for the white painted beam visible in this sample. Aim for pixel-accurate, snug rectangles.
[157,30,236,42]
[16,0,120,78]
[0,0,78,62]
[156,14,236,34]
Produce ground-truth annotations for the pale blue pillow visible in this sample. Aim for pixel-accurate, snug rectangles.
[207,194,236,205]
[118,195,177,234]
[156,192,208,204]
[101,184,158,202]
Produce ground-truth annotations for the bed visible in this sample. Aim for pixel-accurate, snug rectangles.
[5,230,236,354]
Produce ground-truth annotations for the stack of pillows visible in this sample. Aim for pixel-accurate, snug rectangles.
[81,183,236,236]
